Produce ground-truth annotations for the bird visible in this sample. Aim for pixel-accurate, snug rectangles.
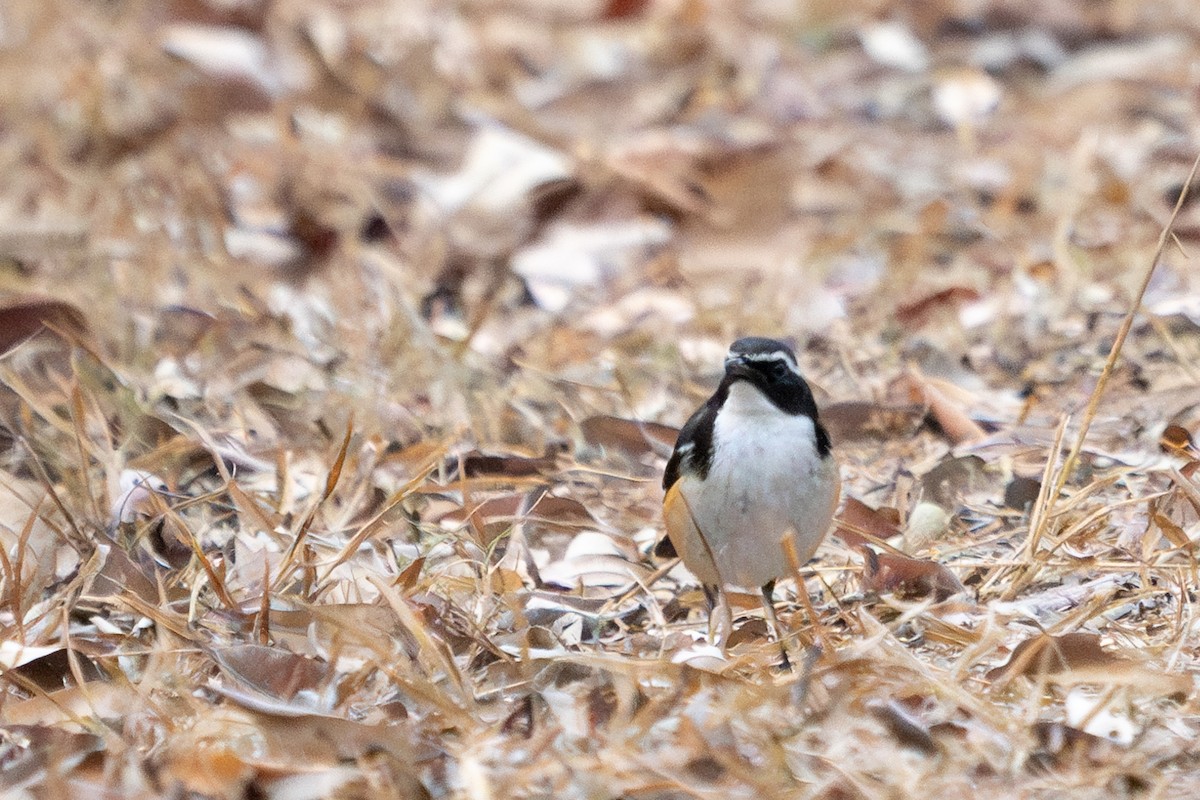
[659,336,840,648]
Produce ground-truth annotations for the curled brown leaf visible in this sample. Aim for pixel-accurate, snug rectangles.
[891,369,987,444]
[987,632,1190,695]
[859,547,965,601]
[0,297,88,354]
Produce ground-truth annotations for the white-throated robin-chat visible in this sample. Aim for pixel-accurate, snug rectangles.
[659,337,840,647]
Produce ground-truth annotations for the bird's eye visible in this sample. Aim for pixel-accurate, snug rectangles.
[771,362,789,379]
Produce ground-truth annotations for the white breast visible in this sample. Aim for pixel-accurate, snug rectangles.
[676,382,839,589]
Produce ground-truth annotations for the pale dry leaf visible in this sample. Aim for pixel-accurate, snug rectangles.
[161,24,287,95]
[1064,687,1137,745]
[859,21,930,73]
[931,68,1001,129]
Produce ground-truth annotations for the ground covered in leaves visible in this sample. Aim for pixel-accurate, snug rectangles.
[3,0,1200,797]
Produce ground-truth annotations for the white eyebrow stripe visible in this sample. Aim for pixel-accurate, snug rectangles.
[728,350,798,367]
[736,350,795,363]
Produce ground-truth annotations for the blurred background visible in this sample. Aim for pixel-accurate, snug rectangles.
[2,0,1198,446]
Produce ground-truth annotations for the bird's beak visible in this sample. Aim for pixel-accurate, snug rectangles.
[724,356,756,381]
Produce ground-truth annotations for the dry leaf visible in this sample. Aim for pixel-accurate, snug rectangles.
[868,699,938,755]
[987,632,1190,695]
[859,547,965,601]
[1031,721,1124,768]
[1160,424,1197,458]
[835,497,902,548]
[460,449,560,478]
[1003,476,1042,511]
[0,725,104,792]
[895,287,982,328]
[0,297,88,353]
[987,632,1115,682]
[891,369,987,445]
[210,644,339,714]
[579,415,678,458]
[821,401,926,442]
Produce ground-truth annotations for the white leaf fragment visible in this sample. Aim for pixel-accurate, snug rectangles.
[860,21,930,73]
[1065,687,1137,746]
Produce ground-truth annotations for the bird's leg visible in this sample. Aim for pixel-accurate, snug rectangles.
[703,583,733,650]
[761,580,791,670]
[794,572,829,655]
[782,535,829,655]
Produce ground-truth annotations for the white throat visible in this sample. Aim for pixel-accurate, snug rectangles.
[721,380,788,418]
[713,380,818,467]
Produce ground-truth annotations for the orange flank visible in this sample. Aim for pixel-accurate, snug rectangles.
[662,480,721,586]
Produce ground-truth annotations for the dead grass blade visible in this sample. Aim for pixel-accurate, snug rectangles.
[256,555,271,646]
[225,480,285,545]
[985,412,1069,600]
[1,505,44,637]
[313,437,450,591]
[116,590,198,642]
[0,363,82,442]
[1047,152,1200,505]
[16,439,86,551]
[68,382,102,523]
[273,419,354,590]
[180,525,238,611]
[367,574,476,715]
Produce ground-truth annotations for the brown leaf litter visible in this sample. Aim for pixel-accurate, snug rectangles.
[3,1,1200,798]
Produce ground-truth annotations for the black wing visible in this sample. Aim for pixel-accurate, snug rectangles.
[662,401,715,491]
[658,394,720,560]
